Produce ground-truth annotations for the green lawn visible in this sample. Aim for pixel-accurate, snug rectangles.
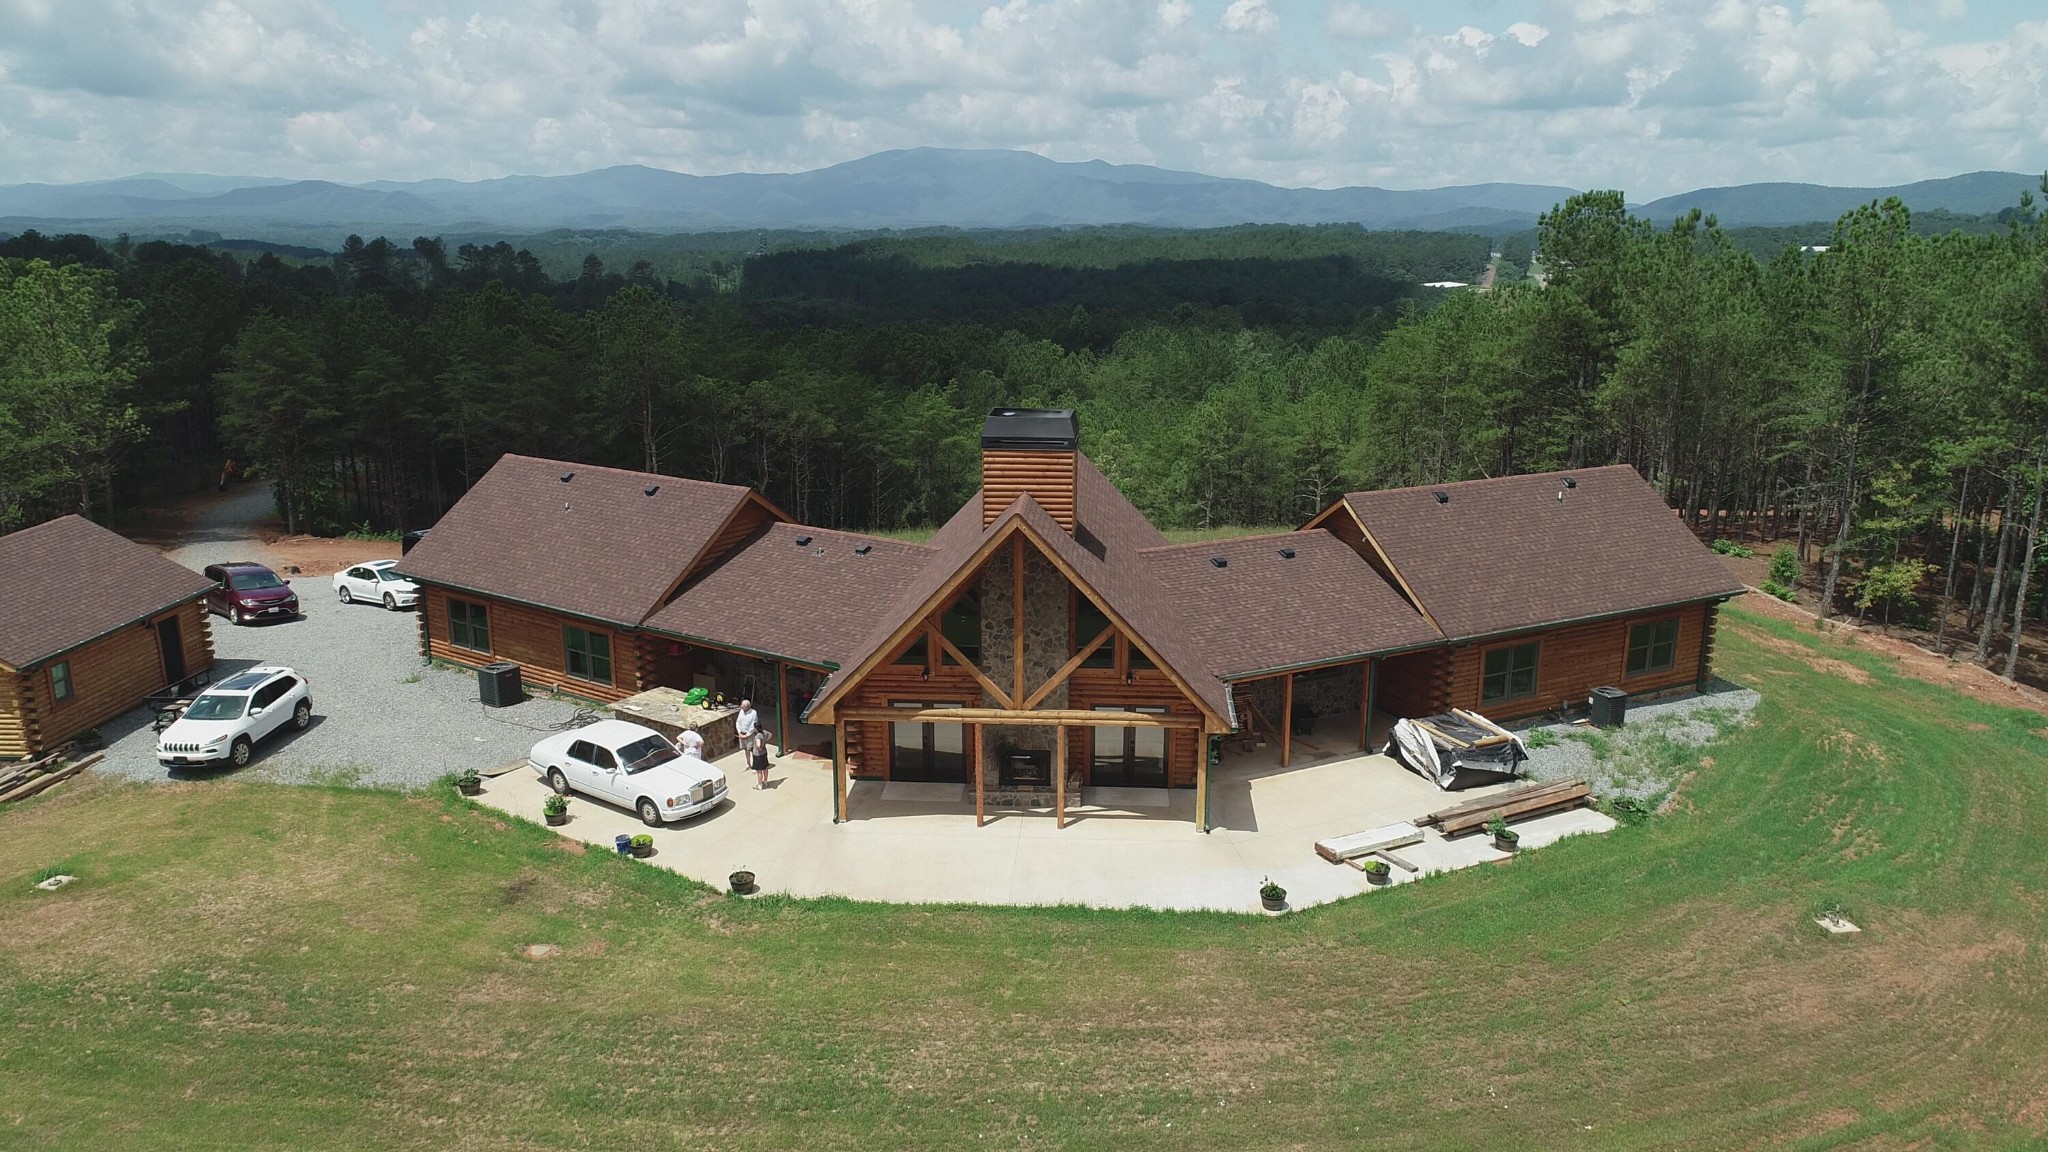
[3,603,2046,1149]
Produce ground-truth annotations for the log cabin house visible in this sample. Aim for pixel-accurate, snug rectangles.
[398,411,1743,831]
[0,516,216,759]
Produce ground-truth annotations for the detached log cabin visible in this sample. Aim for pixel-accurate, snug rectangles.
[0,516,216,758]
[399,411,1742,830]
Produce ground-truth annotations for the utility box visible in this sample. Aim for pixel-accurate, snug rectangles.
[479,661,524,708]
[1589,685,1628,728]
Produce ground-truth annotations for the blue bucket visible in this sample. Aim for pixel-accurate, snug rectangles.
[614,834,632,856]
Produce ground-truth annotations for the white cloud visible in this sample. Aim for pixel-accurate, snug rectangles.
[0,0,2041,199]
[1328,4,1411,40]
[1220,0,1277,36]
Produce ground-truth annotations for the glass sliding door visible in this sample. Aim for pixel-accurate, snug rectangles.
[889,701,967,782]
[1090,705,1169,787]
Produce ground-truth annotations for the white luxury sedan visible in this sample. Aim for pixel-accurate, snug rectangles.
[157,666,313,769]
[528,719,728,826]
[332,559,420,610]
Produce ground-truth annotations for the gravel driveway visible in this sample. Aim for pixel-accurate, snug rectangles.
[91,487,590,789]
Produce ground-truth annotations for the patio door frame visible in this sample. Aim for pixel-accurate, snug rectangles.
[889,700,967,782]
[1090,704,1169,787]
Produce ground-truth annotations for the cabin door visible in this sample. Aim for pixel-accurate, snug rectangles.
[1090,706,1168,788]
[888,702,966,782]
[155,616,187,688]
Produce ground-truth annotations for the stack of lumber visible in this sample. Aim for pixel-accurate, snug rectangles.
[0,751,101,805]
[1418,778,1592,837]
[1314,821,1423,863]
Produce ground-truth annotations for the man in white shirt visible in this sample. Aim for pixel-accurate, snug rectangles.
[678,728,705,759]
[735,699,758,741]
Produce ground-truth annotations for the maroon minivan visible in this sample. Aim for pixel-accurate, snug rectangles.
[203,561,301,625]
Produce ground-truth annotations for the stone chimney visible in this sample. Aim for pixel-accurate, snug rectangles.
[980,408,1078,531]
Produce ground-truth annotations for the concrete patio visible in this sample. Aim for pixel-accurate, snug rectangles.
[472,743,1615,913]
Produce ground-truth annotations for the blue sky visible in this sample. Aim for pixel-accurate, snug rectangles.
[2,1,2044,198]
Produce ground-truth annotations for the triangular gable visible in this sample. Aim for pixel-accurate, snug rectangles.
[806,493,1232,731]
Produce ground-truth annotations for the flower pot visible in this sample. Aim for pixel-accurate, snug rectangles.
[1365,868,1391,886]
[1494,834,1519,853]
[1260,892,1286,912]
[729,870,756,895]
[631,843,654,859]
[614,834,632,856]
[456,780,482,796]
[544,811,568,826]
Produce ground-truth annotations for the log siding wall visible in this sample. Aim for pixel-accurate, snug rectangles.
[981,449,1077,530]
[1446,602,1715,721]
[1,600,213,758]
[419,586,647,704]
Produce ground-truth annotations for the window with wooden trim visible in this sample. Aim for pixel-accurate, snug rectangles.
[565,626,613,686]
[1626,618,1680,676]
[49,661,73,703]
[447,599,491,653]
[1481,642,1539,704]
[1074,594,1115,668]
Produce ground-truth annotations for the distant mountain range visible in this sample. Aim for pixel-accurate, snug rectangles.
[0,148,2039,244]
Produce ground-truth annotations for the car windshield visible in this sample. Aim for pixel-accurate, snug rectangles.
[618,735,679,773]
[182,693,249,720]
[228,569,284,591]
[375,568,407,582]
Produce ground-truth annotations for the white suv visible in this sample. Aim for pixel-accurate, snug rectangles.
[157,666,314,769]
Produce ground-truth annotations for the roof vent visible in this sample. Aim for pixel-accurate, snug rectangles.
[1562,476,1577,489]
[1210,556,1228,568]
[1433,491,1449,504]
[1277,547,1296,559]
[643,484,659,497]
[853,544,873,555]
[559,471,574,483]
[794,534,813,547]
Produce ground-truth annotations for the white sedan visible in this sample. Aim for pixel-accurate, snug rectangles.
[332,559,419,610]
[157,666,313,769]
[528,719,728,827]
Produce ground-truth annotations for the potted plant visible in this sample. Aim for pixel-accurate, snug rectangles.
[729,868,756,895]
[75,728,104,751]
[455,769,483,797]
[1362,858,1392,885]
[630,833,654,859]
[1487,815,1520,852]
[1259,877,1287,912]
[542,793,569,826]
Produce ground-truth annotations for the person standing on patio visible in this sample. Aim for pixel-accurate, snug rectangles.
[678,727,704,759]
[748,727,773,789]
[735,699,758,743]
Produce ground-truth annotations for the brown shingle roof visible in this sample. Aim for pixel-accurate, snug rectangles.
[645,523,935,667]
[1140,529,1442,679]
[0,516,215,669]
[1340,465,1746,641]
[396,455,763,627]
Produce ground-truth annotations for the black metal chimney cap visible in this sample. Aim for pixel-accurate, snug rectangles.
[981,408,1078,452]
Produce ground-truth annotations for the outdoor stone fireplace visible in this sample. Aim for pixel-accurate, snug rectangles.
[978,544,1083,804]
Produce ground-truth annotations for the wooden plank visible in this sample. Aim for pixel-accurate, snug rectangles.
[835,706,1205,728]
[1413,718,1472,749]
[1021,623,1115,711]
[934,625,1013,710]
[1416,778,1584,826]
[832,719,848,823]
[1281,673,1293,768]
[1435,781,1592,837]
[1314,821,1424,863]
[0,752,98,805]
[1194,738,1209,833]
[1054,723,1067,830]
[973,723,985,828]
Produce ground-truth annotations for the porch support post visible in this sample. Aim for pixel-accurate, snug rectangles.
[833,718,848,824]
[1195,736,1209,833]
[1281,673,1294,768]
[1361,658,1378,751]
[973,723,985,828]
[1054,723,1067,830]
[776,661,788,758]
[1011,535,1026,706]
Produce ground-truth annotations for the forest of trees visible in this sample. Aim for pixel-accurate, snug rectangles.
[3,184,2047,673]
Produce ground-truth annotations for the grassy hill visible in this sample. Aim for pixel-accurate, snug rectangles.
[2,602,2045,1149]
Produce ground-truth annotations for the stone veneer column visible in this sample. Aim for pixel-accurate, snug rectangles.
[978,545,1073,770]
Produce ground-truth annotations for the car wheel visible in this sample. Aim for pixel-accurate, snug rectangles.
[383,593,398,610]
[638,798,663,827]
[338,586,352,604]
[229,737,252,767]
[292,700,312,730]
[231,606,245,626]
[547,768,569,795]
